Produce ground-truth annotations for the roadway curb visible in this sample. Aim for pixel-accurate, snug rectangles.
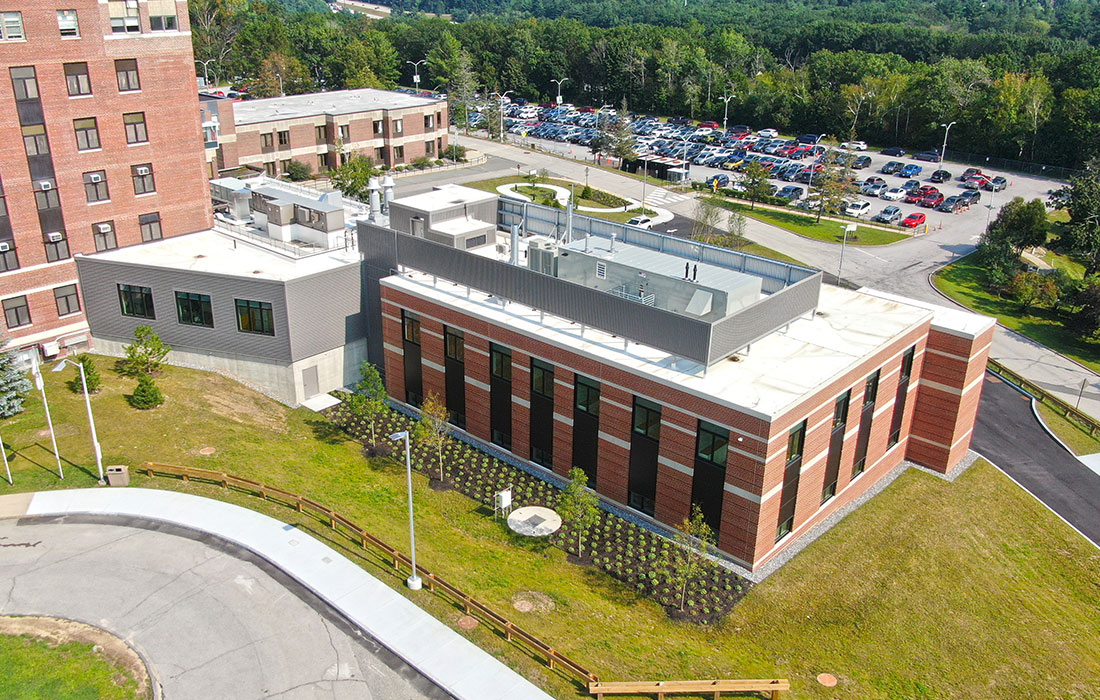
[1028,398,1079,458]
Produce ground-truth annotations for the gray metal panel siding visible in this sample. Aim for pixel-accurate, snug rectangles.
[284,263,366,362]
[708,273,823,361]
[75,256,294,362]
[360,223,398,369]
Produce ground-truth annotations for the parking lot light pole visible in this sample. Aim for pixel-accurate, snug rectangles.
[837,223,857,284]
[388,430,422,590]
[406,59,426,90]
[30,355,63,480]
[0,427,9,485]
[491,90,513,142]
[551,77,568,105]
[51,358,103,485]
[721,93,736,132]
[940,121,957,164]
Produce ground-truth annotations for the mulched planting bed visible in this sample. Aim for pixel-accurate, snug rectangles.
[325,400,749,624]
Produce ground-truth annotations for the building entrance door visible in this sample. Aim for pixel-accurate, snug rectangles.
[302,366,319,398]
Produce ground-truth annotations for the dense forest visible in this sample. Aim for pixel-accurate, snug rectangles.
[192,0,1100,168]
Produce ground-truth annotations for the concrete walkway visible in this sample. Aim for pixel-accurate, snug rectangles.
[11,488,555,700]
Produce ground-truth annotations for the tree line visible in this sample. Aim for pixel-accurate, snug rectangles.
[191,0,1100,168]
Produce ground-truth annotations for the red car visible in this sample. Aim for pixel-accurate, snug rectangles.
[919,192,945,208]
[698,120,720,129]
[902,212,926,228]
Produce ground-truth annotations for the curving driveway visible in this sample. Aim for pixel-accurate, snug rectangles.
[0,517,447,700]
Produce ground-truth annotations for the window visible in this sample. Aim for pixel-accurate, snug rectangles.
[0,177,5,218]
[10,66,37,100]
[2,296,29,328]
[632,396,661,441]
[148,0,178,31]
[277,130,289,146]
[54,284,80,316]
[108,0,140,33]
[57,10,79,37]
[115,59,140,91]
[375,147,385,161]
[22,125,49,156]
[425,140,435,156]
[236,299,274,335]
[821,481,837,504]
[402,311,420,344]
[393,145,404,162]
[392,119,403,134]
[0,245,18,273]
[787,421,806,464]
[131,164,155,195]
[464,234,486,249]
[118,284,154,318]
[260,133,274,149]
[44,232,70,262]
[863,370,880,407]
[531,446,552,468]
[776,517,793,541]
[280,159,291,173]
[263,161,276,176]
[900,346,915,381]
[315,125,326,143]
[424,114,434,130]
[34,180,60,210]
[833,390,851,429]
[575,376,600,416]
[139,212,162,241]
[123,112,147,144]
[83,171,109,203]
[373,119,383,135]
[444,327,463,362]
[531,358,554,399]
[490,343,511,382]
[339,124,350,141]
[1,12,23,41]
[74,117,99,150]
[696,420,729,466]
[64,63,91,96]
[93,221,117,251]
[176,291,213,328]
[317,154,327,170]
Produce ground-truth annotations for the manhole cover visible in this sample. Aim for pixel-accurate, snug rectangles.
[457,615,478,630]
[817,673,838,687]
[198,447,216,455]
[511,591,555,614]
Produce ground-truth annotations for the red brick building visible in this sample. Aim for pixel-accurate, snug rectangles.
[203,89,449,178]
[0,0,211,359]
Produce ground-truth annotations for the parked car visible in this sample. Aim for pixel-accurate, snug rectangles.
[841,140,868,150]
[914,149,942,162]
[626,215,653,229]
[756,128,779,138]
[899,164,923,178]
[852,155,872,169]
[963,175,989,189]
[776,185,806,201]
[729,124,752,134]
[880,187,907,201]
[881,146,907,156]
[705,174,730,188]
[845,200,872,217]
[698,120,720,130]
[901,179,922,193]
[880,160,904,175]
[919,192,945,208]
[929,169,952,183]
[937,195,963,213]
[959,167,986,181]
[797,133,824,144]
[862,176,886,187]
[983,176,1008,192]
[874,206,903,224]
[901,212,926,228]
[959,189,982,205]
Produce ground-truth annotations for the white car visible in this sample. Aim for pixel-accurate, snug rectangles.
[881,187,907,201]
[844,200,871,217]
[756,128,779,139]
[841,140,868,150]
[626,215,653,229]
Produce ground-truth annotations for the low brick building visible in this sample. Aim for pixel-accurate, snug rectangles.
[203,88,449,178]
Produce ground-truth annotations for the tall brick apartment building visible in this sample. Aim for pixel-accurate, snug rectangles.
[202,89,449,178]
[361,188,995,572]
[0,1,211,360]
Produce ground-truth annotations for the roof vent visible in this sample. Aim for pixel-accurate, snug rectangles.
[253,270,264,275]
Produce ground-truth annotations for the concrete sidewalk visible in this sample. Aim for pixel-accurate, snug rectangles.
[12,488,555,700]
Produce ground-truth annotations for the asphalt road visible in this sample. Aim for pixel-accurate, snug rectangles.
[972,376,1100,547]
[0,517,448,700]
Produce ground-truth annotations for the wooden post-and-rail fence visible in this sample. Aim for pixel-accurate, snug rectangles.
[588,678,790,699]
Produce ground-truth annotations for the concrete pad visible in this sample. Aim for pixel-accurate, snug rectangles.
[301,393,341,411]
[1079,452,1100,478]
[0,492,32,519]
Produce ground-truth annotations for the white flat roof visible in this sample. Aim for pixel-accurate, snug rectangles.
[79,230,358,282]
[859,288,995,339]
[432,218,492,236]
[391,184,497,214]
[232,88,443,125]
[382,272,933,421]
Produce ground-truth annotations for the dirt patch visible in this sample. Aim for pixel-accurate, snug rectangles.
[456,615,479,630]
[0,615,152,698]
[198,447,216,456]
[204,387,288,434]
[511,591,555,614]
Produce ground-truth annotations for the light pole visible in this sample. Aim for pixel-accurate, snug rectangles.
[0,426,9,485]
[837,223,856,284]
[490,90,513,142]
[551,77,568,105]
[30,355,63,480]
[51,358,103,485]
[406,59,426,90]
[388,430,422,590]
[721,93,736,132]
[940,121,957,164]
[195,59,215,88]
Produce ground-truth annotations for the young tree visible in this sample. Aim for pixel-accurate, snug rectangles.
[0,333,30,418]
[413,392,450,482]
[124,325,170,376]
[283,159,312,182]
[329,155,377,201]
[130,373,164,410]
[741,162,772,210]
[657,504,716,612]
[557,468,601,557]
[690,197,724,242]
[815,160,855,223]
[353,362,388,444]
[609,99,635,162]
[68,354,101,394]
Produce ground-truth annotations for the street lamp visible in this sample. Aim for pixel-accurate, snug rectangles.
[195,59,215,88]
[940,121,957,164]
[490,90,513,142]
[551,77,569,105]
[51,358,103,485]
[837,223,857,284]
[30,355,63,480]
[388,430,422,590]
[721,93,736,132]
[406,59,426,90]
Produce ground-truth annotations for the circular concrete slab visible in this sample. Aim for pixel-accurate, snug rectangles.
[506,506,562,537]
[817,673,838,687]
[198,447,216,455]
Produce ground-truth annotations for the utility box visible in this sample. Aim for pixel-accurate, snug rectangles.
[105,465,130,487]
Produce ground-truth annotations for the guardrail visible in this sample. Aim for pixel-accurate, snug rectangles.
[986,359,1099,437]
[139,461,599,686]
[588,678,789,699]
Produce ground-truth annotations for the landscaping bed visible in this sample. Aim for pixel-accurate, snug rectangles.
[709,197,908,246]
[325,399,748,624]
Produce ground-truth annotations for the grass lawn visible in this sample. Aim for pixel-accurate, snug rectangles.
[465,175,659,224]
[932,254,1100,374]
[708,197,908,246]
[0,633,145,700]
[1036,401,1100,456]
[3,361,1100,699]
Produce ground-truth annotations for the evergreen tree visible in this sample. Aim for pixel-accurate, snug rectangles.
[130,373,164,409]
[0,333,31,418]
[352,362,388,444]
[124,325,170,376]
